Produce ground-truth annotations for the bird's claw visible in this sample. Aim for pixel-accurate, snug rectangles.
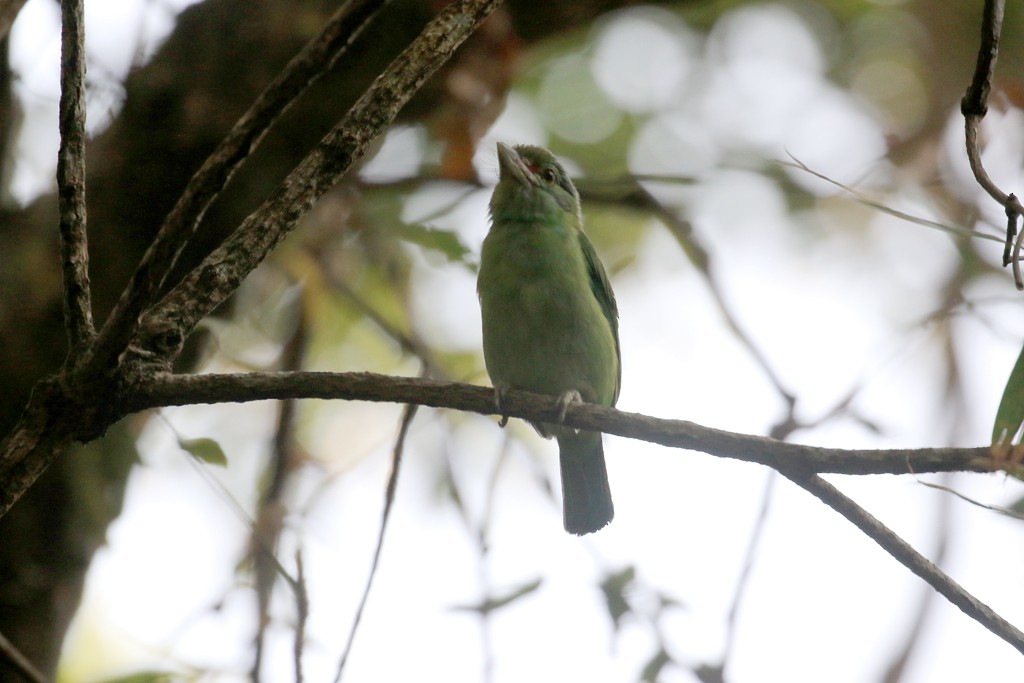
[494,386,510,428]
[555,390,583,424]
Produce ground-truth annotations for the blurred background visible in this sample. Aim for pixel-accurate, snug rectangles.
[3,0,1024,681]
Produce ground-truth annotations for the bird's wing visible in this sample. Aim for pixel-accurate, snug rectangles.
[579,231,621,404]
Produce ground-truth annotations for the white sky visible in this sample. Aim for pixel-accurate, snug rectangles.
[9,1,1024,682]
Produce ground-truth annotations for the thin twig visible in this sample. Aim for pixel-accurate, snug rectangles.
[333,400,419,683]
[252,302,308,682]
[0,630,48,683]
[331,274,444,377]
[781,469,1024,656]
[56,0,94,352]
[84,0,391,376]
[1002,197,1017,266]
[129,0,502,369]
[917,479,1024,521]
[721,472,776,677]
[294,548,309,683]
[1013,214,1024,289]
[585,179,797,417]
[783,156,1003,243]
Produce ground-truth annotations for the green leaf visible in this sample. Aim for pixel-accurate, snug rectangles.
[178,437,228,467]
[640,648,670,683]
[394,222,473,265]
[1007,495,1024,515]
[599,565,636,631]
[450,577,542,615]
[992,341,1024,445]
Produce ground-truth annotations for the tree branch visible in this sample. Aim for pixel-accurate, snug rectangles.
[781,469,1024,656]
[960,0,1024,288]
[129,370,1024,656]
[130,371,995,477]
[56,0,94,352]
[127,0,501,369]
[83,0,391,376]
[2,365,1018,655]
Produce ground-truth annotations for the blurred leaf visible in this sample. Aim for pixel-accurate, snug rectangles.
[600,565,636,630]
[657,591,686,611]
[992,341,1024,445]
[694,663,726,683]
[1008,495,1024,515]
[451,577,543,615]
[394,222,473,265]
[178,437,228,467]
[640,648,671,683]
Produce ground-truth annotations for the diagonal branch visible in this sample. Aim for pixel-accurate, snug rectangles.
[781,469,1024,656]
[128,0,502,369]
[83,0,391,376]
[56,0,94,352]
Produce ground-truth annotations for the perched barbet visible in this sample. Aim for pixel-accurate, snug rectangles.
[477,142,621,535]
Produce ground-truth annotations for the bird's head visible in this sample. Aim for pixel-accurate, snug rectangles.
[489,142,581,225]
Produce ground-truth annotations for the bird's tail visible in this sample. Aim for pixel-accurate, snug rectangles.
[557,431,614,535]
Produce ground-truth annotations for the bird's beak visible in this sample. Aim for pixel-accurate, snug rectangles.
[496,142,536,187]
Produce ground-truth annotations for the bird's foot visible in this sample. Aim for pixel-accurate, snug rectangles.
[493,385,510,428]
[555,390,583,424]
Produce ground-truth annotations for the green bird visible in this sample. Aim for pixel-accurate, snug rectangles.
[477,142,621,535]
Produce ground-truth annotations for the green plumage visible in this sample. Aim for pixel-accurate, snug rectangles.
[477,143,620,535]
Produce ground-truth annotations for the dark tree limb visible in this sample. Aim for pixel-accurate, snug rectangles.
[56,0,94,352]
[84,0,391,376]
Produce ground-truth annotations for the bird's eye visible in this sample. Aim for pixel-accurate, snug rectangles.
[541,168,558,184]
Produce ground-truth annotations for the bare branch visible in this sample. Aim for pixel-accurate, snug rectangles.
[3,365,1019,655]
[84,0,391,376]
[130,371,995,477]
[721,473,776,677]
[782,469,1024,656]
[56,0,94,351]
[129,0,502,369]
[960,0,1024,288]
